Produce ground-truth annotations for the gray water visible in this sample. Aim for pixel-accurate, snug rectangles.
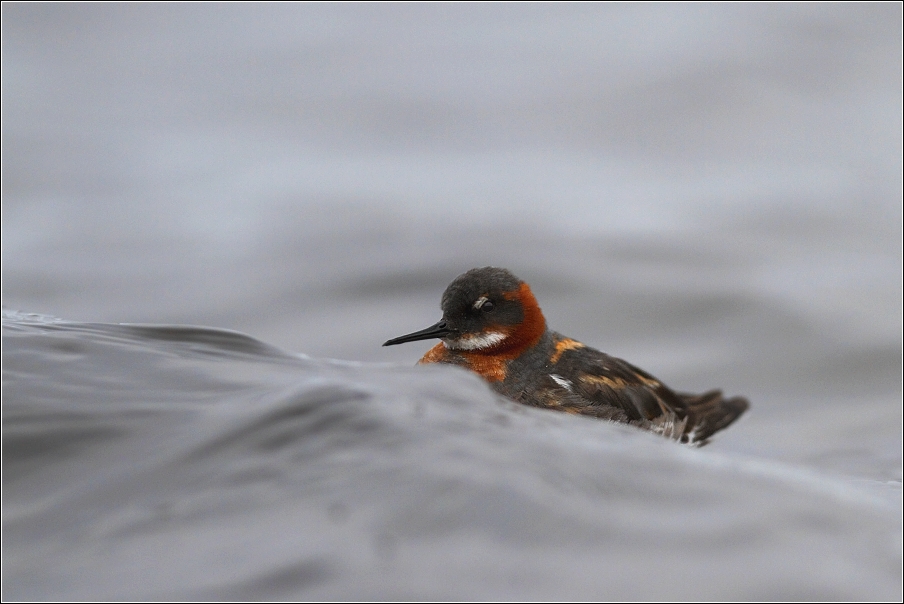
[2,4,901,600]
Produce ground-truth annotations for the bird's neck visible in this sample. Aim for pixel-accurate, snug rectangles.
[477,283,547,357]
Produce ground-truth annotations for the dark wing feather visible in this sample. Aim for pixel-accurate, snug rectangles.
[526,337,749,444]
[552,346,690,423]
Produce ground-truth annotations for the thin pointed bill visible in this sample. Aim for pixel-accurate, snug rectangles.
[383,320,451,346]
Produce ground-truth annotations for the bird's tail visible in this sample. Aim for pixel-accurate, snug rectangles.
[679,389,749,445]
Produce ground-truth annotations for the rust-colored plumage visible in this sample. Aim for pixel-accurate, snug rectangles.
[384,267,748,445]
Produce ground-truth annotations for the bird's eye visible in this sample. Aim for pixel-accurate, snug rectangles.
[481,300,495,312]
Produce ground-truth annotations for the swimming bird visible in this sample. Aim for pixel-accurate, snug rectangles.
[383,267,748,445]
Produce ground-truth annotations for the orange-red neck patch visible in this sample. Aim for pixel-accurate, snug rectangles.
[489,282,546,356]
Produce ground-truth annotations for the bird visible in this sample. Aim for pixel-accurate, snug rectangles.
[383,267,748,445]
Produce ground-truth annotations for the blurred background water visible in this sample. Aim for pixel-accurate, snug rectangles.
[2,3,902,600]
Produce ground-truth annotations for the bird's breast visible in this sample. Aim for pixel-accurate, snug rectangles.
[418,342,511,382]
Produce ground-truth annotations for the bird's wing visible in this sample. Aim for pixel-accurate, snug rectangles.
[551,346,690,422]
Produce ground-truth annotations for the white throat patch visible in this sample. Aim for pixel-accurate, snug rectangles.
[444,331,507,351]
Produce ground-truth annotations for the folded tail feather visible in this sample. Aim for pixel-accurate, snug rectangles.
[679,389,750,445]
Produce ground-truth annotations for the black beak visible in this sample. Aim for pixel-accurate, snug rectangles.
[383,320,451,346]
